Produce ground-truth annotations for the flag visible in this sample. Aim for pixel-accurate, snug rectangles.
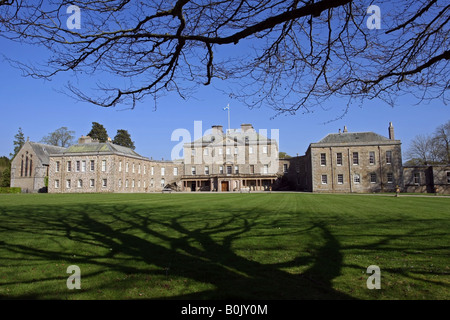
[223,104,229,111]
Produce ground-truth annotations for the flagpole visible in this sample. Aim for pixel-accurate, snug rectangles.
[228,106,230,133]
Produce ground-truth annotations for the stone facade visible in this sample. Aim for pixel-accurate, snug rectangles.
[294,123,403,193]
[48,137,183,193]
[180,124,279,191]
[13,122,450,194]
[403,165,450,194]
[10,140,66,193]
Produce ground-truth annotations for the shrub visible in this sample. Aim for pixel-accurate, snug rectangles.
[0,187,21,194]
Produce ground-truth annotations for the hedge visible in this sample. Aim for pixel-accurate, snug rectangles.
[0,187,21,194]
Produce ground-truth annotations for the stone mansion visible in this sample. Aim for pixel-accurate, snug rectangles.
[10,122,450,194]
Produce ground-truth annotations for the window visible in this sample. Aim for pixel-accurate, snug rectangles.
[161,167,165,176]
[102,160,107,172]
[337,174,344,185]
[55,179,60,189]
[56,161,60,172]
[90,160,95,171]
[321,175,328,184]
[126,179,129,188]
[81,161,86,172]
[126,162,129,173]
[150,178,154,187]
[161,178,165,187]
[262,146,268,154]
[234,147,238,155]
[219,166,224,174]
[138,180,141,188]
[29,159,32,176]
[67,161,72,172]
[173,167,178,176]
[250,165,255,174]
[369,152,376,165]
[151,166,154,175]
[227,166,232,174]
[76,161,81,172]
[132,163,135,173]
[118,179,121,188]
[218,148,223,155]
[191,148,196,156]
[77,179,83,188]
[25,156,28,177]
[249,146,254,154]
[263,164,269,174]
[354,174,361,184]
[336,153,343,166]
[66,179,71,189]
[102,179,107,187]
[226,148,231,155]
[320,153,326,166]
[119,161,122,172]
[132,180,135,188]
[370,173,377,183]
[90,179,95,188]
[283,163,288,173]
[143,165,146,175]
[20,158,24,177]
[386,151,392,164]
[204,166,209,175]
[447,172,450,184]
[414,173,420,185]
[387,173,393,183]
[353,152,359,165]
[138,164,141,174]
[204,148,209,156]
[234,165,239,174]
[191,166,196,175]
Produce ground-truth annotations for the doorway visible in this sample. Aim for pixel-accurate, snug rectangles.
[221,181,229,192]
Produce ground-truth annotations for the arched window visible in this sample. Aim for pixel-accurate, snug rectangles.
[29,159,33,176]
[25,156,28,177]
[20,158,24,177]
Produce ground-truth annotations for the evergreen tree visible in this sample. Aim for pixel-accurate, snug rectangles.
[10,127,25,159]
[113,129,135,150]
[0,167,11,187]
[87,122,108,142]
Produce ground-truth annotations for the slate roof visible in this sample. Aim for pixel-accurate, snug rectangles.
[311,132,400,147]
[319,132,389,143]
[29,142,66,165]
[63,142,146,159]
[187,130,276,147]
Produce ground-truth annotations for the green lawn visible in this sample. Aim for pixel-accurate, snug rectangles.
[0,193,448,300]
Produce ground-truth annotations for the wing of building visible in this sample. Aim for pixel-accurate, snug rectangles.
[10,140,66,193]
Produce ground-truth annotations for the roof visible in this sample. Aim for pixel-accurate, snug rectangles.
[310,132,400,147]
[29,142,66,165]
[63,142,146,159]
[186,130,277,147]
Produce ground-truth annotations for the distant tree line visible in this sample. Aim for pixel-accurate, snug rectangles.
[405,120,450,166]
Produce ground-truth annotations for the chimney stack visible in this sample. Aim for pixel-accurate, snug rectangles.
[388,122,395,140]
[211,125,224,136]
[78,135,93,144]
[343,126,348,133]
[240,124,254,132]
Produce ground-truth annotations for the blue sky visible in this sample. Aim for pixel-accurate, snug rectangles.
[0,33,449,162]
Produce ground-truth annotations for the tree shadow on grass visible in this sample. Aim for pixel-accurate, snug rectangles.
[1,202,353,299]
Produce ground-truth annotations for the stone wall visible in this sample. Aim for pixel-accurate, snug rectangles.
[10,142,47,193]
[48,154,184,193]
[309,144,403,193]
